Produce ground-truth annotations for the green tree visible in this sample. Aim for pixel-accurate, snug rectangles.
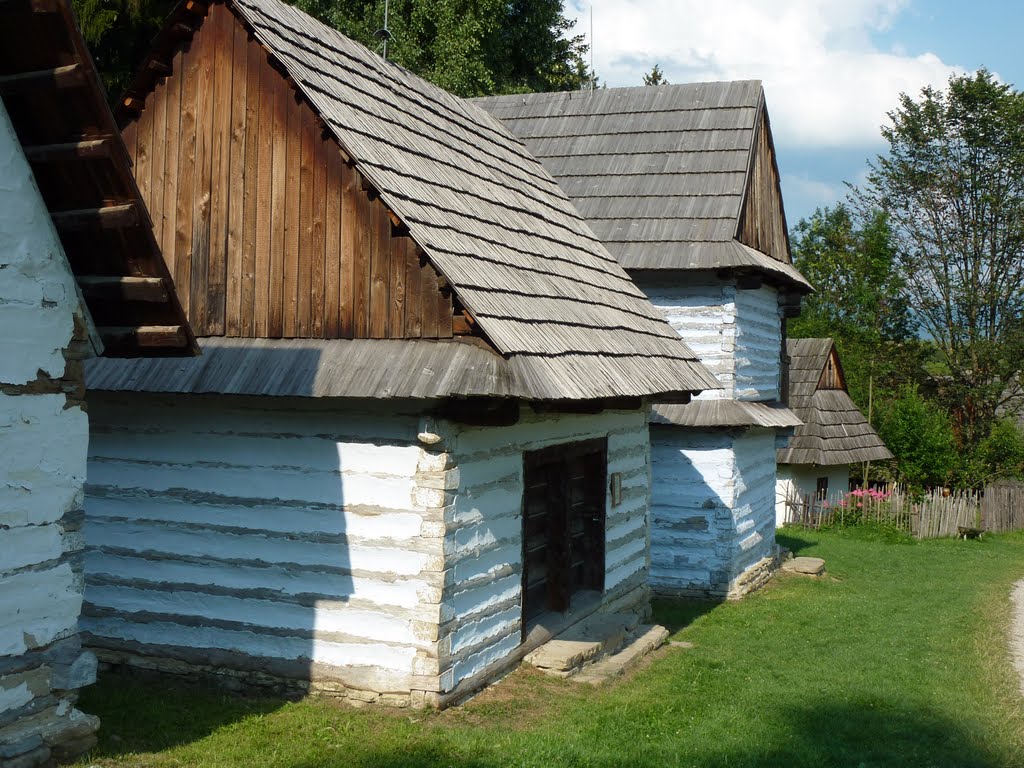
[788,204,920,407]
[875,384,957,490]
[291,0,596,96]
[72,0,176,96]
[642,64,668,86]
[73,0,595,100]
[852,70,1024,448]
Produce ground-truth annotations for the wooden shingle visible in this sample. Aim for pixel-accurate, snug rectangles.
[778,338,893,465]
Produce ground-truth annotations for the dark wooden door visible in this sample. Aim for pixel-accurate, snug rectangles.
[522,439,607,625]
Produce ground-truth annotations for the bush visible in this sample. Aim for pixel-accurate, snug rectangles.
[875,384,957,489]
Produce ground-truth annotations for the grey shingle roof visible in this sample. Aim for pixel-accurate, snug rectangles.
[777,338,893,465]
[652,400,802,429]
[473,83,811,291]
[86,338,519,400]
[92,0,720,402]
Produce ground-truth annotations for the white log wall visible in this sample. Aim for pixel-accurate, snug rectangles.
[734,286,782,401]
[636,277,783,402]
[0,99,99,765]
[83,396,653,704]
[639,278,736,400]
[423,407,651,693]
[775,464,851,526]
[83,394,445,701]
[650,426,778,597]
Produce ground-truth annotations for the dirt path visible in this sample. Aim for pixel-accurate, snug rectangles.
[1012,580,1024,698]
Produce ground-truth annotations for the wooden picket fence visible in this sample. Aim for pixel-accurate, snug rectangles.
[784,482,1024,539]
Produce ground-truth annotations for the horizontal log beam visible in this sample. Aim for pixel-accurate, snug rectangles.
[78,276,169,303]
[0,0,60,15]
[0,63,83,93]
[23,137,112,162]
[97,325,189,349]
[50,203,138,231]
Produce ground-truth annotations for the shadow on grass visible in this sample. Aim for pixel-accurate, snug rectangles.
[679,697,1004,768]
[776,530,819,555]
[78,671,287,758]
[290,697,1003,768]
[651,596,722,634]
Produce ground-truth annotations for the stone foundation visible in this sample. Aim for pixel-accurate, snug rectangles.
[725,553,780,599]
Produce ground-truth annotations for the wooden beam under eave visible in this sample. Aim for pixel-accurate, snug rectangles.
[0,0,60,15]
[78,276,169,303]
[50,203,138,231]
[97,325,190,349]
[23,137,113,162]
[0,63,84,93]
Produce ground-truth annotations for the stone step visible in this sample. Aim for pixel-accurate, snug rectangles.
[781,556,826,576]
[574,624,670,686]
[524,612,640,676]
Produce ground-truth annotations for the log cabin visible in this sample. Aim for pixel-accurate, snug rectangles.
[476,83,814,598]
[77,0,719,708]
[0,1,195,763]
[776,338,893,524]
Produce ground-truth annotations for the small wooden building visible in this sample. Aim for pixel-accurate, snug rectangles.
[476,83,813,598]
[79,0,717,708]
[776,338,893,524]
[0,1,194,763]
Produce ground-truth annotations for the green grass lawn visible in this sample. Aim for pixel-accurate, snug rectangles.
[77,529,1024,768]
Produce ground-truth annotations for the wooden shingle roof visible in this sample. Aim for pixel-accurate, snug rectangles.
[0,0,196,357]
[474,84,811,292]
[92,0,717,402]
[778,338,893,466]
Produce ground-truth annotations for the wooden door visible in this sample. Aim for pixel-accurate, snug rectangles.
[522,439,607,625]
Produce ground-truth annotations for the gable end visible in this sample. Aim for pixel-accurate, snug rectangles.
[735,94,792,265]
[119,0,461,341]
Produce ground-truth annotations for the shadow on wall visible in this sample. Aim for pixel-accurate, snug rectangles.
[81,343,433,711]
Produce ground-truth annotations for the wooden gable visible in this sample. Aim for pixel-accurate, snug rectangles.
[736,101,791,265]
[119,0,456,340]
[817,345,846,391]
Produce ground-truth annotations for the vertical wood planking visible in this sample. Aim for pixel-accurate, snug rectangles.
[160,53,182,278]
[226,17,249,336]
[282,84,302,337]
[368,205,390,338]
[253,46,275,337]
[174,37,200,319]
[121,9,459,344]
[322,147,342,337]
[268,64,288,337]
[437,281,453,338]
[350,179,370,337]
[190,19,216,334]
[121,120,138,172]
[420,259,439,338]
[134,94,153,222]
[295,105,315,336]
[404,241,422,337]
[149,74,167,248]
[240,30,261,337]
[338,162,357,338]
[310,126,328,337]
[207,4,234,335]
[387,231,406,338]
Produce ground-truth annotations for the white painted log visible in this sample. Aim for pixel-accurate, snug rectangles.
[0,394,88,528]
[0,101,86,385]
[0,565,81,656]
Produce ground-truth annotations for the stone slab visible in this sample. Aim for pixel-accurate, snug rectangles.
[781,556,826,576]
[524,613,638,673]
[575,625,670,685]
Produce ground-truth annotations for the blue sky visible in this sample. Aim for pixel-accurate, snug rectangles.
[567,0,1024,227]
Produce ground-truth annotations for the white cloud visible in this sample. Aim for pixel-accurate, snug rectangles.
[567,0,964,148]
